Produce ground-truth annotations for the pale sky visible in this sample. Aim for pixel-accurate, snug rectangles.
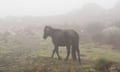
[0,0,118,17]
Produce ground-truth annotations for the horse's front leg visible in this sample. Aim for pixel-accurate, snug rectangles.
[55,46,62,60]
[65,45,70,61]
[51,47,56,58]
[51,45,61,60]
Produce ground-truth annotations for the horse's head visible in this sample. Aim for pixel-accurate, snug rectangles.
[43,26,52,39]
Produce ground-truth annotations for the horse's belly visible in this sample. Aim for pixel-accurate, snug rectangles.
[59,43,66,46]
[53,38,69,46]
[56,41,65,46]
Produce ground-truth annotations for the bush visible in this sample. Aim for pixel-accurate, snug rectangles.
[95,58,113,72]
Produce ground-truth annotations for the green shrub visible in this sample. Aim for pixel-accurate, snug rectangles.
[95,58,113,72]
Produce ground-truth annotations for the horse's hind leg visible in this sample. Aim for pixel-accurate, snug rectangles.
[65,45,70,61]
[72,47,77,61]
[76,47,81,64]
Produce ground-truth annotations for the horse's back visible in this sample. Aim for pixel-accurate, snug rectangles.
[52,29,79,46]
[64,30,79,40]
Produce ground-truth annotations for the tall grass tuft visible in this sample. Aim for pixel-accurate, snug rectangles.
[95,58,113,72]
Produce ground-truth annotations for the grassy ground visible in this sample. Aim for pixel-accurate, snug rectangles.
[0,34,120,72]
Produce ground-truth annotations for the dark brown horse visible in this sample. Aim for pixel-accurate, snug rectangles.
[43,26,80,63]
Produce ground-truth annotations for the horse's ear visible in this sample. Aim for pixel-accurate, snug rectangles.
[45,26,52,31]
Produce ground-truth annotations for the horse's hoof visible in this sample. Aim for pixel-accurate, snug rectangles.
[78,60,81,64]
[72,57,77,61]
[58,57,62,60]
[51,56,53,59]
[64,58,68,61]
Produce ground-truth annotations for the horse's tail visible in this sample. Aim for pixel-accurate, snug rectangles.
[72,35,81,63]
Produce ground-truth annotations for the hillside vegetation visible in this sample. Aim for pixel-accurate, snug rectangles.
[0,30,120,72]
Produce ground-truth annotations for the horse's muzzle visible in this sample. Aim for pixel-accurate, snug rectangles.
[43,35,47,39]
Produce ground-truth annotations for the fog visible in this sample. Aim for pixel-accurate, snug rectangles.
[0,0,118,17]
[0,0,120,72]
[0,0,120,46]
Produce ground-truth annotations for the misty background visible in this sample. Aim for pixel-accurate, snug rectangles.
[0,0,120,72]
[0,0,120,48]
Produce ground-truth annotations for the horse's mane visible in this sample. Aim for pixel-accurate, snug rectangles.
[51,27,63,32]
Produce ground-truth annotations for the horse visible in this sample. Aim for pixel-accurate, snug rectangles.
[43,26,80,63]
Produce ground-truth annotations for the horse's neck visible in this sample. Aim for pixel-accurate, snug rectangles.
[49,29,61,38]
